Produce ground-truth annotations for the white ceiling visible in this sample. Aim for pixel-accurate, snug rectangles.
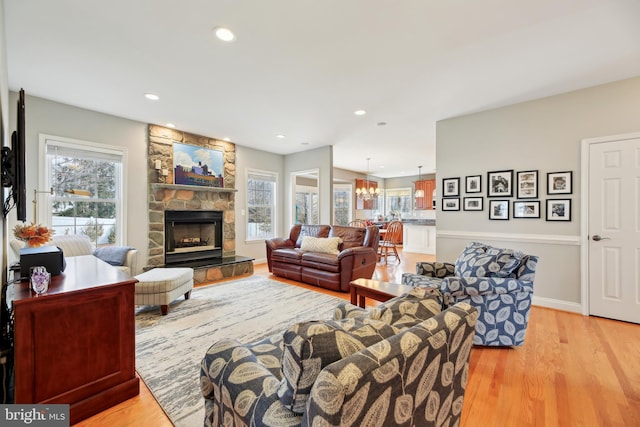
[4,0,640,177]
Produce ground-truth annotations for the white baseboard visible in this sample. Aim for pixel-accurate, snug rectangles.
[532,296,582,314]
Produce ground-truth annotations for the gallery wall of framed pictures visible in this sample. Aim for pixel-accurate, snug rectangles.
[440,169,573,221]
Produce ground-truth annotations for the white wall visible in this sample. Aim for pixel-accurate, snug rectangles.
[284,146,333,227]
[235,145,284,263]
[7,94,149,264]
[436,75,640,312]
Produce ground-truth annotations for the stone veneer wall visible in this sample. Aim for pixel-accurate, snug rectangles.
[146,125,237,279]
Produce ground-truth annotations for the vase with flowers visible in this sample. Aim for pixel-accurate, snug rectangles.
[13,223,55,247]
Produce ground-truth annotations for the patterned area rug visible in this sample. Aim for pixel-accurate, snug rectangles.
[135,276,346,426]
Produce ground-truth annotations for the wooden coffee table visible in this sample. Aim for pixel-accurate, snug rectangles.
[349,278,414,308]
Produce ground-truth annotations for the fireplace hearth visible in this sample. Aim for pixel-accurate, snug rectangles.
[165,210,223,265]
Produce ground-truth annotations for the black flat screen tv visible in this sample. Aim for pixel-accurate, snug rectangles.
[1,88,27,222]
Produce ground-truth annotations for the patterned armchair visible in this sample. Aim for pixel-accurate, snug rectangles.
[402,242,538,347]
[200,289,478,427]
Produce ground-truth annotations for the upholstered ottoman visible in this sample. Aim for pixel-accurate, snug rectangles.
[135,267,194,315]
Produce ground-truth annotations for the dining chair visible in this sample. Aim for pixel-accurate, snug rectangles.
[378,220,403,263]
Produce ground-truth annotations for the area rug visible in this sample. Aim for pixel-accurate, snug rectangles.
[134,276,347,427]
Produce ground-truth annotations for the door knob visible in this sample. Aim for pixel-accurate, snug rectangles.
[592,235,610,241]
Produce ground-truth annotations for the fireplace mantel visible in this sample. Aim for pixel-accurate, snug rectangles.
[152,183,238,193]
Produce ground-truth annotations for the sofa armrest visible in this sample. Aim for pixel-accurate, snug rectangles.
[416,261,455,278]
[336,245,375,261]
[123,249,139,276]
[201,336,295,427]
[265,237,294,271]
[266,237,294,251]
[304,303,478,427]
[441,276,534,297]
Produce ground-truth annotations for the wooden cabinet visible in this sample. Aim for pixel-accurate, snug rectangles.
[355,178,379,210]
[10,256,139,424]
[415,179,436,210]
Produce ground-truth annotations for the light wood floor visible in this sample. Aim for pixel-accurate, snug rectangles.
[77,248,640,427]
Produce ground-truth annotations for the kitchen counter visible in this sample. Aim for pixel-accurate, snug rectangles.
[401,219,435,226]
[402,221,436,254]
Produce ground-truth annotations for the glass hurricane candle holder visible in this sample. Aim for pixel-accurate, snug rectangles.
[30,266,51,295]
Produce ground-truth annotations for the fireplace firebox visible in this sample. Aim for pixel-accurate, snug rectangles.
[164,210,223,265]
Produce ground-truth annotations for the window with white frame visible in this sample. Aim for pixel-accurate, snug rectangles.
[42,135,125,247]
[385,187,412,216]
[295,185,319,225]
[247,169,277,240]
[333,183,352,225]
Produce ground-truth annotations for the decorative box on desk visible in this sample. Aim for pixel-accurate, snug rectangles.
[9,255,140,424]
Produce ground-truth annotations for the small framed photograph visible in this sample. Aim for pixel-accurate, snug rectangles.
[513,200,540,218]
[487,170,513,197]
[442,177,460,197]
[547,171,572,195]
[442,198,460,211]
[465,175,482,193]
[488,200,509,220]
[463,197,483,211]
[546,199,571,221]
[517,170,538,199]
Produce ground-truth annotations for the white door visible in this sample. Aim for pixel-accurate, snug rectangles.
[588,135,640,324]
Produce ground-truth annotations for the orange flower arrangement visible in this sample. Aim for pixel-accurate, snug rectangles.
[13,223,55,247]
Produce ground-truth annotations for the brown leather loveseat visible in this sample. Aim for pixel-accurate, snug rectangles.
[265,224,379,292]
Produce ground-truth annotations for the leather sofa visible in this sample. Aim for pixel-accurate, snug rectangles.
[265,224,379,292]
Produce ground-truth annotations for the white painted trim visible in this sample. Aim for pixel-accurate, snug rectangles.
[38,133,128,245]
[437,230,580,246]
[532,296,582,314]
[580,131,640,317]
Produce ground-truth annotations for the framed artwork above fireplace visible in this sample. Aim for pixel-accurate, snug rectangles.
[173,142,224,187]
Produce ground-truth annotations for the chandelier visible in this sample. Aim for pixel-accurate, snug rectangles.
[356,158,380,200]
[414,166,424,198]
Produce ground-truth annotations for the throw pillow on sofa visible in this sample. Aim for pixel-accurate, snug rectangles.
[278,317,399,413]
[455,241,523,278]
[300,236,342,255]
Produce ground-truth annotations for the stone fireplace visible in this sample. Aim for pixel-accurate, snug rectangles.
[146,125,253,284]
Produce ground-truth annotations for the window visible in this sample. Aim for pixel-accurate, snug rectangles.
[247,169,277,240]
[333,184,352,225]
[42,135,126,247]
[385,188,412,216]
[295,185,319,224]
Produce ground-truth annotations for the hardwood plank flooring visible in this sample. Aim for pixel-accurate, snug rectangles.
[76,248,640,426]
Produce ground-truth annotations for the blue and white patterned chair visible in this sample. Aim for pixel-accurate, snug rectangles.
[402,242,538,347]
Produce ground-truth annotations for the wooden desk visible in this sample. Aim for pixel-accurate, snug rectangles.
[349,278,413,308]
[10,256,139,424]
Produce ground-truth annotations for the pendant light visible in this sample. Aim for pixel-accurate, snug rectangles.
[414,166,424,198]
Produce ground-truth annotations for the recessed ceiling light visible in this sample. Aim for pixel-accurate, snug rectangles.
[214,27,235,42]
[166,123,176,128]
[354,110,367,116]
[276,134,286,139]
[145,93,159,101]
[301,142,310,146]
[377,122,387,126]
